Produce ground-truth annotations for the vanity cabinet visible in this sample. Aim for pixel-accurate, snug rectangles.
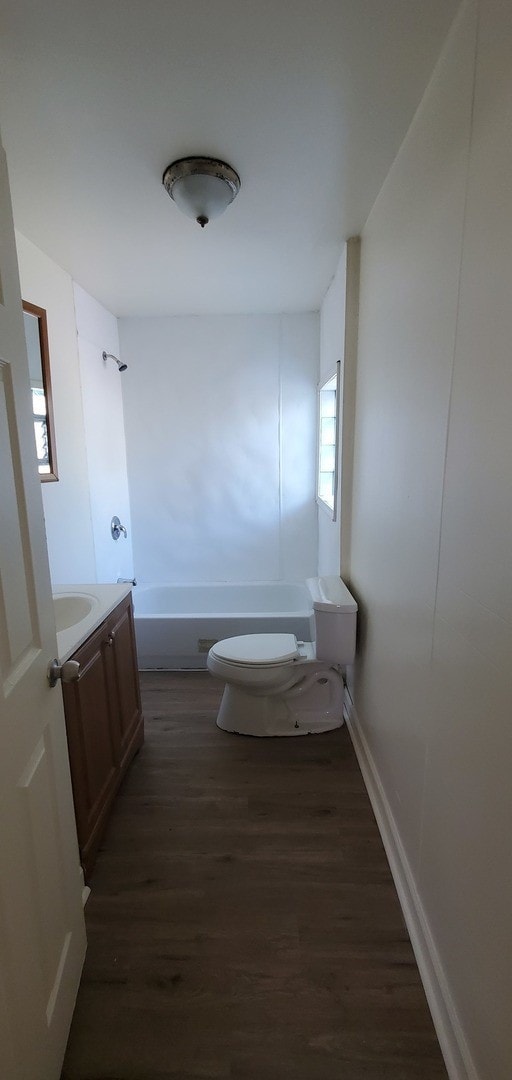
[61,594,143,881]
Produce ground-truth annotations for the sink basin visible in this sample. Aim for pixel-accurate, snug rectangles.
[53,593,97,632]
[52,583,131,662]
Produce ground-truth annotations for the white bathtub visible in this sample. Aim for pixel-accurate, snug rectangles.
[134,582,315,669]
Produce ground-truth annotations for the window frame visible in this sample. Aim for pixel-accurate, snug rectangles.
[316,360,341,521]
[22,300,59,483]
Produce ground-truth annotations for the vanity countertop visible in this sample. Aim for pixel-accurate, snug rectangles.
[53,583,133,662]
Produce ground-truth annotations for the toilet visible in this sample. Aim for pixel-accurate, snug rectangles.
[207,576,357,736]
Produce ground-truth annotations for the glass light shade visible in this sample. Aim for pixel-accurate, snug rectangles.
[163,157,240,227]
[171,173,236,224]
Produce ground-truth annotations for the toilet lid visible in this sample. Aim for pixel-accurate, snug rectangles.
[210,633,299,666]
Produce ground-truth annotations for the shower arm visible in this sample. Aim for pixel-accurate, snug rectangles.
[102,350,127,372]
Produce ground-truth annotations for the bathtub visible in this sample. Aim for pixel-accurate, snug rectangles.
[134,582,315,669]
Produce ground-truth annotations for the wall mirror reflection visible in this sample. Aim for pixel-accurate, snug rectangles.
[22,300,58,482]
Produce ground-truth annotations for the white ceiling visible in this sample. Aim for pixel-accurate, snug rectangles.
[0,0,459,317]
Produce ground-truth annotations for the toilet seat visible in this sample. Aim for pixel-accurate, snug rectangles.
[209,633,300,667]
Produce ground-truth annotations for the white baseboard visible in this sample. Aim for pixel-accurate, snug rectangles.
[344,689,480,1080]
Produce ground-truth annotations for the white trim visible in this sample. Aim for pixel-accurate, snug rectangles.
[316,492,336,518]
[344,688,481,1080]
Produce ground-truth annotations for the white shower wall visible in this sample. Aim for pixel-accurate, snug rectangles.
[74,284,134,584]
[119,313,318,584]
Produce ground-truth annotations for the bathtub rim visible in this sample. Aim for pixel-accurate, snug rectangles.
[133,580,314,619]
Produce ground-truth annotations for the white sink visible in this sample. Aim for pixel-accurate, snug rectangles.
[52,583,133,662]
[53,593,97,632]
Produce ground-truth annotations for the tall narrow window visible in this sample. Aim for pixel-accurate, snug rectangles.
[317,362,340,519]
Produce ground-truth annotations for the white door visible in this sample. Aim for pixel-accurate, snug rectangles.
[0,140,86,1077]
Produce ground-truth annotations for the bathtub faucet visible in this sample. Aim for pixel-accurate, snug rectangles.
[117,577,137,586]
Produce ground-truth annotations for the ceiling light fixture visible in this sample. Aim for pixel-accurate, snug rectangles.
[162,156,241,228]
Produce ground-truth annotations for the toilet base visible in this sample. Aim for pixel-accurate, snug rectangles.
[216,676,345,737]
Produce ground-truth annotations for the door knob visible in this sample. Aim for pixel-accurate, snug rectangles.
[47,658,81,688]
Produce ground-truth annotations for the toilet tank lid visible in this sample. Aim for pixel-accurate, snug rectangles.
[307,576,358,613]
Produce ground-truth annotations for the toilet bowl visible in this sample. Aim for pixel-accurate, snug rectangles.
[207,577,357,737]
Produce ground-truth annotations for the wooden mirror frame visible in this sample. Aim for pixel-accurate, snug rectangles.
[22,300,58,482]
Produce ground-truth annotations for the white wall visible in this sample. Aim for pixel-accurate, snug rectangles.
[15,233,130,586]
[348,1,512,1076]
[74,285,133,583]
[15,232,96,583]
[318,238,360,579]
[119,313,318,584]
[318,251,346,576]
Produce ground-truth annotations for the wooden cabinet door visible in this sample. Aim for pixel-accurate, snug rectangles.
[62,620,118,876]
[107,595,143,771]
[62,595,143,881]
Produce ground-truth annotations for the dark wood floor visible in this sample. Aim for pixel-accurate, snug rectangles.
[62,672,447,1080]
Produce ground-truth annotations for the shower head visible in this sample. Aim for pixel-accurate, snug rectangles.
[102,351,127,372]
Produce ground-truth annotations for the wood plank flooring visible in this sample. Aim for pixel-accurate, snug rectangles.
[62,672,448,1080]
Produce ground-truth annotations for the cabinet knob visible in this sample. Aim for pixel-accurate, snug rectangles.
[106,633,114,647]
[47,658,81,688]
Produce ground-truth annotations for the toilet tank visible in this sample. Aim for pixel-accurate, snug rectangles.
[306,577,357,666]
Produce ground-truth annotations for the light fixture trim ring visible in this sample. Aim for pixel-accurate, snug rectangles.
[162,156,241,202]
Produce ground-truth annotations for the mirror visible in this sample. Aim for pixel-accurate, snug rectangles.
[22,301,58,482]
